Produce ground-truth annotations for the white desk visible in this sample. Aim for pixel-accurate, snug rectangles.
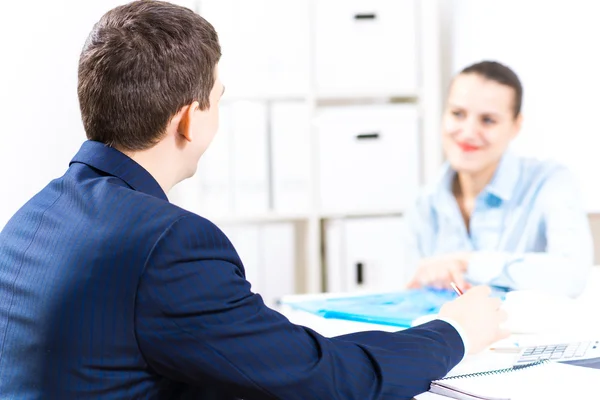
[278,268,600,399]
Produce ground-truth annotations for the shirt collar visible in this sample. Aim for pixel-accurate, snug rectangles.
[69,140,168,202]
[485,151,520,202]
[436,151,520,203]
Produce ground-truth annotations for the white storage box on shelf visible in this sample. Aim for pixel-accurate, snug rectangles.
[199,0,310,98]
[270,101,312,214]
[314,0,418,97]
[316,104,420,214]
[325,216,408,292]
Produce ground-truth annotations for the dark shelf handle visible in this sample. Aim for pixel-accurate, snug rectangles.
[354,13,377,20]
[356,132,380,140]
[356,262,364,284]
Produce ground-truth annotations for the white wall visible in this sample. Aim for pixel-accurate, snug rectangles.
[0,0,197,228]
[0,1,128,227]
[448,0,600,212]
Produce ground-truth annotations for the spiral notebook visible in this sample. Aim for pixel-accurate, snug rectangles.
[429,359,598,399]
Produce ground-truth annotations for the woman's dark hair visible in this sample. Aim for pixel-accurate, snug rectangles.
[459,61,523,118]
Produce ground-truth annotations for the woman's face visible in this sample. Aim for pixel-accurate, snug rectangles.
[442,73,522,174]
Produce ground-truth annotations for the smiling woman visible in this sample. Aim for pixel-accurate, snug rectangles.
[403,60,594,299]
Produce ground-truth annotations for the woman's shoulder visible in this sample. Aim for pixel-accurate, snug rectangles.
[409,164,454,211]
[517,155,572,182]
[512,155,581,205]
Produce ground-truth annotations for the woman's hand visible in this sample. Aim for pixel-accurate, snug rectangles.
[407,253,472,292]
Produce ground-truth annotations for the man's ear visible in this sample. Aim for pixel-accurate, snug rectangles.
[177,101,200,142]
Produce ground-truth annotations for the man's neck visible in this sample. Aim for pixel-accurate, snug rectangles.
[119,145,179,195]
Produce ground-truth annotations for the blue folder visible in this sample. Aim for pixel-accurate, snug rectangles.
[283,287,506,328]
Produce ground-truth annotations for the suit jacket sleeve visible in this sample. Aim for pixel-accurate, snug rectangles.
[135,214,464,400]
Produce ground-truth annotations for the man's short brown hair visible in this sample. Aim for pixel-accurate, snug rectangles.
[78,0,221,151]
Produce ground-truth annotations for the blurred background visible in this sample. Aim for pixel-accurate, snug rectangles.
[2,0,600,307]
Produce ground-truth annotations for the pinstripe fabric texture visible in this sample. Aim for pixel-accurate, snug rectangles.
[0,140,464,399]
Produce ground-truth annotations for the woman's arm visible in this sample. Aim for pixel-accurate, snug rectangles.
[466,168,594,298]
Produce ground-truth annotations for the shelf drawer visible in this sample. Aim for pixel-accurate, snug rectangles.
[314,0,418,96]
[316,104,420,213]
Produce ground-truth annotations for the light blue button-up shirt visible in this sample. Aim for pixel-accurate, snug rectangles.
[404,152,593,298]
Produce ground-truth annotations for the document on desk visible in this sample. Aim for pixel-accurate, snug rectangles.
[282,288,504,328]
[429,361,598,399]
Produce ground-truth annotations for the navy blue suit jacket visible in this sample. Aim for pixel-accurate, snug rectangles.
[0,140,464,399]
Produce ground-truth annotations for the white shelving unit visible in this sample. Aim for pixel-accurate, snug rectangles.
[169,0,446,299]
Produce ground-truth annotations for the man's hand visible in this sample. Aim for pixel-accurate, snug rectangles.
[407,253,472,292]
[439,285,510,354]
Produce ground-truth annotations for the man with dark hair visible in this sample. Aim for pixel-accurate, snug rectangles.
[0,1,508,399]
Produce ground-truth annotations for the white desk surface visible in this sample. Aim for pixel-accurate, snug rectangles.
[278,267,600,399]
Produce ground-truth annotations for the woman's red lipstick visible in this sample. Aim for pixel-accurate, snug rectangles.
[457,142,479,152]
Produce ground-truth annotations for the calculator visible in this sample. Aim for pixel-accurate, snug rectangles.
[514,340,600,366]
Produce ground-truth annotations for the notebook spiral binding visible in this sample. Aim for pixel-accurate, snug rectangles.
[439,359,550,381]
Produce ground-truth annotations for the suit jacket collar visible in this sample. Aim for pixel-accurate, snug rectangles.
[70,140,168,202]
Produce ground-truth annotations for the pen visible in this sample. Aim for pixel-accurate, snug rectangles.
[450,282,463,296]
[489,345,522,353]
